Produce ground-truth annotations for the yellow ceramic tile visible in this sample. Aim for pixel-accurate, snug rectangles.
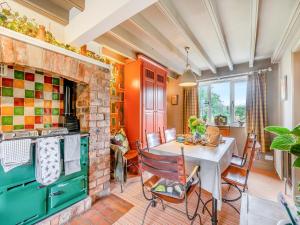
[25,116,35,125]
[44,83,52,92]
[60,101,64,109]
[44,100,52,108]
[2,125,13,132]
[43,115,52,124]
[2,107,13,116]
[24,98,34,107]
[13,79,24,89]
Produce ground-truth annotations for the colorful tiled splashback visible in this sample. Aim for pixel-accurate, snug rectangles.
[0,65,64,132]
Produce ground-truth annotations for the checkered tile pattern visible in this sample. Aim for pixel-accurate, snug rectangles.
[0,65,64,132]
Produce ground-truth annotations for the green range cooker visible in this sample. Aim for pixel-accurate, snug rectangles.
[0,135,89,225]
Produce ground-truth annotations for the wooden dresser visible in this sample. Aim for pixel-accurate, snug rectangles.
[124,55,167,148]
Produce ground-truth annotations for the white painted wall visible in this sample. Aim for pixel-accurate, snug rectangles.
[6,0,66,41]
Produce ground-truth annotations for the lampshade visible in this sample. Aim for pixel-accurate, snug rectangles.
[179,47,197,87]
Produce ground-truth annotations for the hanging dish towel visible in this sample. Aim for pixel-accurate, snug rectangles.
[0,139,32,172]
[64,134,81,175]
[36,137,61,185]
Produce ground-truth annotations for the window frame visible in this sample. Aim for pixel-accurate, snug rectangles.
[198,76,247,124]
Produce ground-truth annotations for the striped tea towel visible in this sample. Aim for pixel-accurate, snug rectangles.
[0,139,32,172]
[64,134,81,175]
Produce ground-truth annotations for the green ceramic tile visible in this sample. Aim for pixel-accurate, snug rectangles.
[2,87,13,97]
[35,70,44,75]
[52,108,59,115]
[14,107,24,115]
[35,82,44,91]
[14,125,24,130]
[25,90,35,98]
[2,116,13,125]
[52,77,60,85]
[35,107,44,115]
[52,93,59,100]
[14,70,24,80]
[44,124,52,128]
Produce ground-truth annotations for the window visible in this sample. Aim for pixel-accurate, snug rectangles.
[198,78,247,124]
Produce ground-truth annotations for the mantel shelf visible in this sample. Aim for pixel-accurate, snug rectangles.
[0,26,110,70]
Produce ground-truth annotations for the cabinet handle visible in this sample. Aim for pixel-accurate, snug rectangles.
[50,190,64,196]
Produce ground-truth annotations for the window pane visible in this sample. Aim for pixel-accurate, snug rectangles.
[234,81,247,122]
[199,85,209,121]
[210,82,230,122]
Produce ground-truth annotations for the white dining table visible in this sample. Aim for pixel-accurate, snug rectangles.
[150,137,238,225]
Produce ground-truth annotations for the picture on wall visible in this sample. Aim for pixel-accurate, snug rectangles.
[171,95,178,105]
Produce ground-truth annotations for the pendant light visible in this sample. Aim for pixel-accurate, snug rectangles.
[179,47,197,87]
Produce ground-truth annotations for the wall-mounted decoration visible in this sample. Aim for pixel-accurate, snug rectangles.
[171,95,178,105]
[281,75,288,101]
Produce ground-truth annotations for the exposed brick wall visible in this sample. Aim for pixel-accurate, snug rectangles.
[76,71,111,202]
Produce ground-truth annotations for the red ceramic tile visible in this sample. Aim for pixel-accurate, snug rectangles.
[60,93,64,100]
[44,76,52,84]
[44,108,52,115]
[35,91,43,99]
[35,116,43,124]
[60,109,64,115]
[52,123,59,127]
[52,85,60,93]
[2,78,13,87]
[14,98,24,106]
[25,72,35,81]
[25,125,34,129]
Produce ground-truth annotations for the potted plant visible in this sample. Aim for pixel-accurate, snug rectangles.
[188,116,206,142]
[265,125,300,167]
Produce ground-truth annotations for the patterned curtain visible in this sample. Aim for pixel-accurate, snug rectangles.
[246,72,269,152]
[183,87,199,134]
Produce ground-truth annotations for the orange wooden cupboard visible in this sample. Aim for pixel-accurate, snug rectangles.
[124,55,167,148]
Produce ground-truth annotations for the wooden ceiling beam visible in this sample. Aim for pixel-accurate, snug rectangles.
[271,1,300,63]
[63,0,85,11]
[156,0,216,73]
[14,0,69,25]
[129,14,201,75]
[109,26,185,74]
[202,0,233,70]
[249,0,259,67]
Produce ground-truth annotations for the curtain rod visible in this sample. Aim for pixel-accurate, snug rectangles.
[197,67,272,83]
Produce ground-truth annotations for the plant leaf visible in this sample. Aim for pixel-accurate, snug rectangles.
[292,125,300,136]
[265,126,290,136]
[270,134,296,151]
[290,144,300,156]
[293,157,300,168]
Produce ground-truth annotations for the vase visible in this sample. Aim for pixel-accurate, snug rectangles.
[36,25,46,41]
[80,45,87,56]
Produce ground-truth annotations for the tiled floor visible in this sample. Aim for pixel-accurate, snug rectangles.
[70,166,284,225]
[69,194,133,225]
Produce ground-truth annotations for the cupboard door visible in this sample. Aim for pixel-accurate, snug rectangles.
[155,73,166,132]
[143,66,156,144]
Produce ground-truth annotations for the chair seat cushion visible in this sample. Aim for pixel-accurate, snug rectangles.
[231,155,244,167]
[151,177,196,199]
[222,165,247,187]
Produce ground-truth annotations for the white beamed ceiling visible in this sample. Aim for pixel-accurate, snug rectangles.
[15,0,300,74]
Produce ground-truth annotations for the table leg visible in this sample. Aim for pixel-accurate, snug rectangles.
[211,197,218,225]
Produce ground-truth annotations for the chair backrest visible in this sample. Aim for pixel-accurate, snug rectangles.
[145,130,162,149]
[164,128,176,143]
[246,139,257,172]
[137,144,186,185]
[242,132,257,158]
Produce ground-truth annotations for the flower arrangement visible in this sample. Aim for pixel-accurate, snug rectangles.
[265,125,300,167]
[188,116,206,135]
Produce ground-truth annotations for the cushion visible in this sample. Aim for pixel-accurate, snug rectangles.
[111,128,129,154]
[151,177,195,199]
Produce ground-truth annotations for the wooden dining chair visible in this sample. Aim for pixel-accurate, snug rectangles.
[163,127,176,143]
[136,140,203,225]
[231,132,257,167]
[203,138,257,215]
[145,129,162,149]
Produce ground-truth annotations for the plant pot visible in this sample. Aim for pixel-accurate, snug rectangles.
[36,25,46,41]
